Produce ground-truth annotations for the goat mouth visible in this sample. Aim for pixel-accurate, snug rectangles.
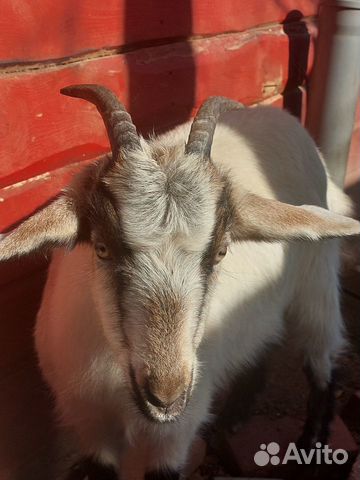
[129,367,193,423]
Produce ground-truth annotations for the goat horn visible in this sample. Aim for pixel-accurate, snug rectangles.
[185,96,244,158]
[60,84,141,161]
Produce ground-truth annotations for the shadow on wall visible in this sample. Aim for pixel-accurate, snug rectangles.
[344,179,360,276]
[123,0,195,134]
[346,180,360,219]
[0,267,57,480]
[282,10,311,120]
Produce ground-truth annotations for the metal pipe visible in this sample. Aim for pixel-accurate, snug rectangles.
[306,0,360,186]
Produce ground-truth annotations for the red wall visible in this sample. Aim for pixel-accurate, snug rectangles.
[1,2,359,476]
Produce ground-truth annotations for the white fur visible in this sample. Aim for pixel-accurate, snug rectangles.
[34,106,351,479]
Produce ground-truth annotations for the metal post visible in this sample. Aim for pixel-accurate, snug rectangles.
[306,0,360,187]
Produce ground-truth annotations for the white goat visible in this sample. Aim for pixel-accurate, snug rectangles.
[1,85,359,480]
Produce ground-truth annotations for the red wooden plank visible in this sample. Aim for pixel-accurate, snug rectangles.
[0,24,315,186]
[0,1,320,63]
[0,159,94,231]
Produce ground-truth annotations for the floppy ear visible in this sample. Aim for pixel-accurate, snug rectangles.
[231,192,360,242]
[0,196,79,261]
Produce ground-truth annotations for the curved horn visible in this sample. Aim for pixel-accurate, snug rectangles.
[60,84,141,161]
[185,96,244,158]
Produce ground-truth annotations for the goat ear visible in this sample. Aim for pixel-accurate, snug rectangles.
[0,196,79,261]
[231,192,360,242]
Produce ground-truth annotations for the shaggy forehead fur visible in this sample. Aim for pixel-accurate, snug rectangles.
[103,139,224,251]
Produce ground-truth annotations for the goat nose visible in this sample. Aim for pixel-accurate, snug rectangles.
[145,382,185,409]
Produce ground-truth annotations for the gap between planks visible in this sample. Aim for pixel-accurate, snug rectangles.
[0,16,317,76]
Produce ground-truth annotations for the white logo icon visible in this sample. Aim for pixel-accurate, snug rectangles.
[254,441,348,466]
[254,442,280,466]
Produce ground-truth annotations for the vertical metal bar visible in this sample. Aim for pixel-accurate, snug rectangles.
[306,0,360,187]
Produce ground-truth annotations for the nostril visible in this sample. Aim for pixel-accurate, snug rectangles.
[144,382,184,409]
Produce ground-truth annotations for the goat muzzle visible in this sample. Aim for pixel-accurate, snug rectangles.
[130,366,193,423]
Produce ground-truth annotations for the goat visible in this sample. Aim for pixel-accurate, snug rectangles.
[1,85,359,480]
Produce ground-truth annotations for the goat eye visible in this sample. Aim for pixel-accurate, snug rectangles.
[95,243,110,260]
[214,245,227,264]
